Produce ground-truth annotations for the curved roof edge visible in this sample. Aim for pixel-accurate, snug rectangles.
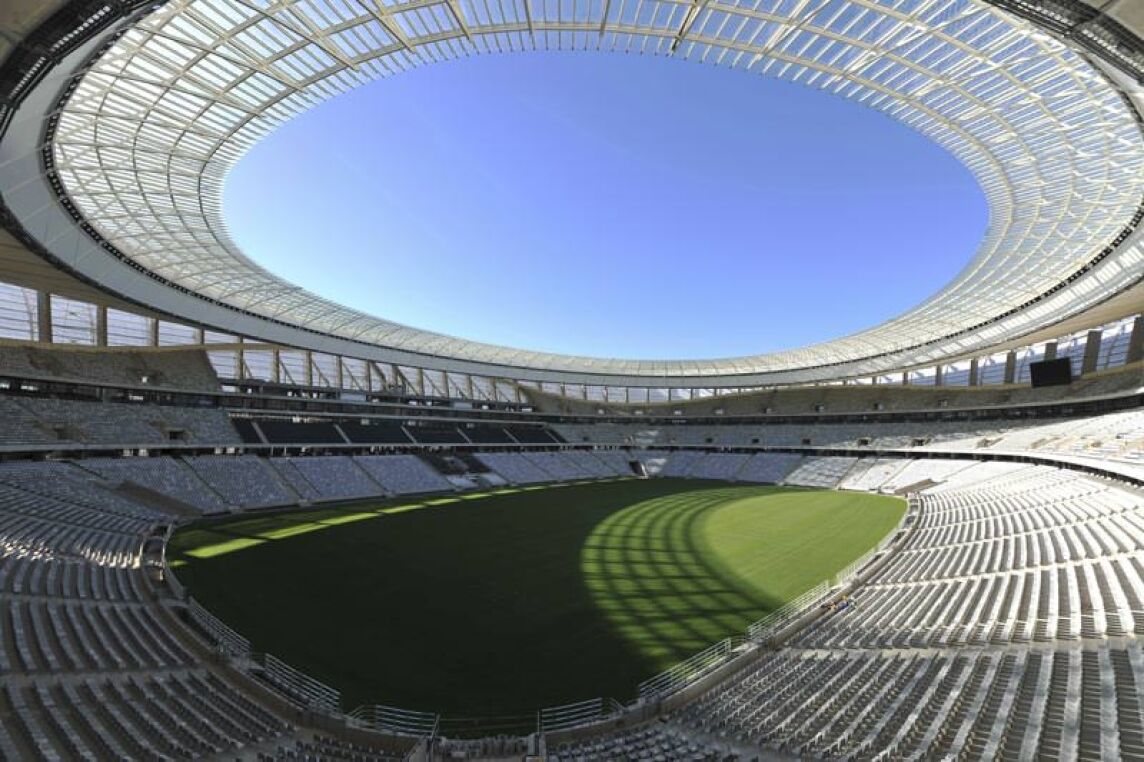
[1,0,1143,387]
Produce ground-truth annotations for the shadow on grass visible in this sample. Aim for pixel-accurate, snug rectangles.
[580,487,786,671]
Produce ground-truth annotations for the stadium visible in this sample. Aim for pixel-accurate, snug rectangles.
[0,0,1142,758]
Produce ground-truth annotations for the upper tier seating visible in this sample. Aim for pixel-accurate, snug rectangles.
[505,426,563,444]
[403,424,466,444]
[231,418,265,445]
[0,345,221,391]
[923,408,1144,464]
[0,397,240,447]
[555,411,1144,460]
[257,420,346,445]
[456,424,515,444]
[338,421,412,444]
[534,363,1144,417]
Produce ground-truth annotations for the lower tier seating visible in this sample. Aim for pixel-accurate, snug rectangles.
[0,452,1138,760]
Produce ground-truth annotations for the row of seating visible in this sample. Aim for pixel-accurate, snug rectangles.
[0,441,1139,758]
[664,459,1143,760]
[0,556,145,601]
[551,723,739,761]
[0,673,290,760]
[0,460,305,759]
[2,599,193,673]
[554,409,1144,464]
[0,345,222,392]
[0,396,240,447]
[674,643,1144,760]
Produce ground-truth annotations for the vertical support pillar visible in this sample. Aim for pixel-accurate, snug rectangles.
[272,349,281,383]
[934,365,943,387]
[901,371,909,386]
[968,358,979,386]
[1043,341,1057,362]
[95,306,108,347]
[36,291,52,343]
[149,318,159,347]
[236,342,246,381]
[1081,330,1102,375]
[305,350,314,387]
[1003,350,1017,384]
[1127,316,1144,365]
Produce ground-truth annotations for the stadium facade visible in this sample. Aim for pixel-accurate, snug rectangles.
[0,0,1142,760]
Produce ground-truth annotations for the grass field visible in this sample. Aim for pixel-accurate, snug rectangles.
[168,479,904,719]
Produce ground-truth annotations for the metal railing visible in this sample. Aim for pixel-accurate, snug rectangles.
[261,653,341,714]
[638,635,751,700]
[349,704,440,737]
[747,580,832,643]
[164,562,186,601]
[828,493,916,590]
[187,597,251,658]
[538,697,624,733]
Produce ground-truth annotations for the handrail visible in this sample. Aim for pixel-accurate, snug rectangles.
[349,703,440,737]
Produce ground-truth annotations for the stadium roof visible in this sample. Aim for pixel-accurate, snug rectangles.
[2,0,1143,386]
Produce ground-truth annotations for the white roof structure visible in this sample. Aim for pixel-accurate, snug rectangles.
[3,0,1144,386]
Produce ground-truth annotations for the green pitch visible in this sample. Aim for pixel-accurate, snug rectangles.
[168,479,903,718]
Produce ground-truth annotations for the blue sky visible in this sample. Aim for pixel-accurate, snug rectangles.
[224,53,986,360]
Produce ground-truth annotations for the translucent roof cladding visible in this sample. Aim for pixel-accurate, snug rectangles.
[50,0,1144,378]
